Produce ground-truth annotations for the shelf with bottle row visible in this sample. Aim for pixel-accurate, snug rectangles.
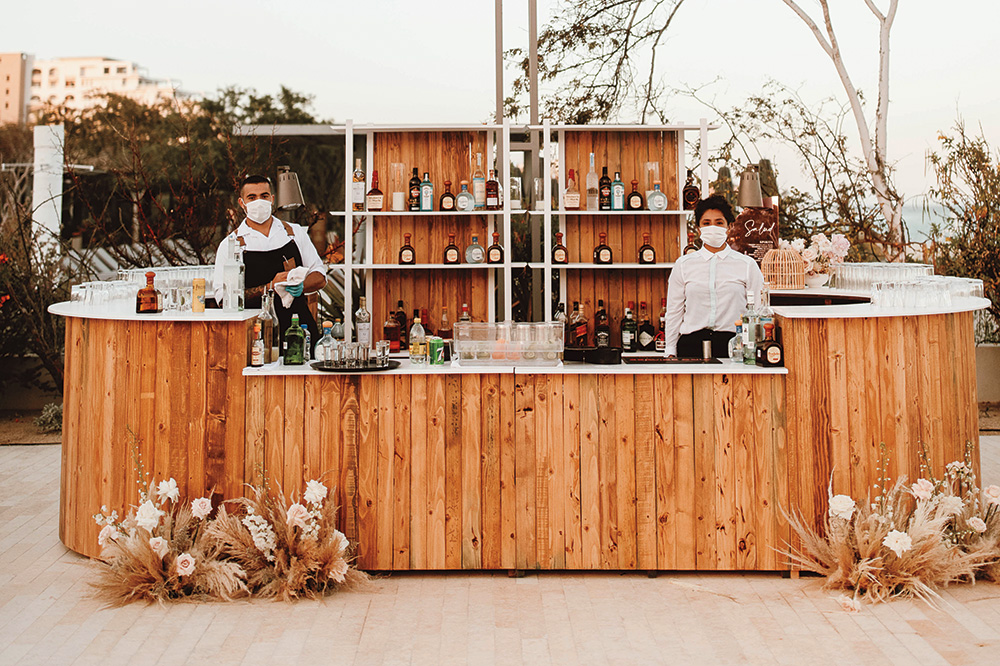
[353,263,503,270]
[353,210,507,217]
[527,209,693,216]
[524,262,676,270]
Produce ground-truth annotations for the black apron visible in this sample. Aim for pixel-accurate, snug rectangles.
[242,237,319,342]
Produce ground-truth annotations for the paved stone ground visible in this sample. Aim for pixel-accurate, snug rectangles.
[2,438,1000,666]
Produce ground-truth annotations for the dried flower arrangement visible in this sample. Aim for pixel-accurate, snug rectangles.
[92,442,365,605]
[786,443,1000,605]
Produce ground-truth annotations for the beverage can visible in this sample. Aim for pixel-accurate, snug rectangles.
[429,337,444,365]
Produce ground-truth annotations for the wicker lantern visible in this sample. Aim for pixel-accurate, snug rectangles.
[761,247,805,289]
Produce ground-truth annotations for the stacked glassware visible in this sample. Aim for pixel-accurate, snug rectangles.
[453,321,565,366]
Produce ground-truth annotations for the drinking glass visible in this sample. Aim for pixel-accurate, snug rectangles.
[375,340,390,367]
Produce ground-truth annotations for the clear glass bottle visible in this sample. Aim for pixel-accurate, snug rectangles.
[647,180,668,211]
[626,179,644,210]
[366,170,384,211]
[444,233,461,264]
[487,232,504,264]
[611,171,625,211]
[438,307,452,340]
[729,320,744,362]
[301,324,311,362]
[586,153,599,211]
[456,180,475,211]
[472,153,486,209]
[420,171,434,211]
[254,291,275,363]
[409,316,427,364]
[352,158,366,212]
[552,232,569,264]
[315,321,335,363]
[264,290,280,360]
[221,234,245,312]
[250,323,265,367]
[742,291,759,365]
[408,167,421,211]
[355,296,372,348]
[564,168,581,210]
[283,313,305,365]
[621,301,638,352]
[459,303,471,322]
[759,282,774,335]
[466,235,485,264]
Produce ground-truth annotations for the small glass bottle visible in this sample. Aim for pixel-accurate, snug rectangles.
[439,180,456,211]
[466,235,485,264]
[598,167,612,211]
[647,180,668,211]
[409,317,427,364]
[742,291,759,365]
[563,168,581,210]
[639,232,656,264]
[250,323,265,367]
[485,169,500,210]
[419,172,434,211]
[355,296,372,348]
[655,297,667,353]
[593,232,612,264]
[683,169,700,210]
[444,233,461,264]
[456,180,475,211]
[315,320,335,363]
[283,313,305,365]
[729,320,744,362]
[366,170,384,211]
[594,299,611,348]
[552,232,568,264]
[472,153,486,209]
[626,179,644,210]
[352,158,366,212]
[621,301,638,352]
[301,324,311,362]
[487,232,504,264]
[135,271,162,313]
[331,317,345,342]
[399,232,416,264]
[611,171,625,211]
[383,312,400,353]
[586,153,599,211]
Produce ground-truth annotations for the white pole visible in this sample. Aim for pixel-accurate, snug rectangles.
[32,124,64,247]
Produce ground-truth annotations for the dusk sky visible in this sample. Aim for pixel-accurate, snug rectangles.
[5,0,997,235]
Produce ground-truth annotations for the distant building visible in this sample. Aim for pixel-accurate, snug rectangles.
[0,52,32,124]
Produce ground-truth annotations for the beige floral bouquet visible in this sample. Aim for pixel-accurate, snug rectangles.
[787,445,1000,604]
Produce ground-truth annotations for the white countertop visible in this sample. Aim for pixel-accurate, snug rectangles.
[243,357,787,377]
[773,296,990,320]
[49,301,261,322]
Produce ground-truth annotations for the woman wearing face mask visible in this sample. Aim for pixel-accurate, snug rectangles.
[663,195,765,359]
[212,174,327,341]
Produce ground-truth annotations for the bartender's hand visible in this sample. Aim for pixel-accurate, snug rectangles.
[285,283,304,297]
[273,270,289,284]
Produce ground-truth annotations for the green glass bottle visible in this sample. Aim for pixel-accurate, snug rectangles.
[283,314,305,365]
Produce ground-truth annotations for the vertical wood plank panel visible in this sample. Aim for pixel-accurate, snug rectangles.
[409,374,428,569]
[392,375,411,569]
[426,375,447,569]
[615,375,637,569]
[445,374,463,568]
[376,375,395,570]
[461,375,483,569]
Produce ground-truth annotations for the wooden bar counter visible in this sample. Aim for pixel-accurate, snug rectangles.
[51,297,988,570]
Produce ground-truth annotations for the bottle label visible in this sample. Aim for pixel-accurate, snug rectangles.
[488,248,502,263]
[554,248,567,263]
[421,185,433,210]
[470,248,484,263]
[639,331,654,348]
[612,185,625,209]
[767,346,782,365]
[573,323,588,343]
[441,197,454,210]
[596,331,610,347]
[486,194,499,207]
[251,346,263,366]
[641,248,655,263]
[564,191,580,209]
[352,182,365,205]
[473,179,486,206]
[401,248,414,263]
[357,323,371,347]
[622,330,633,347]
[598,248,611,263]
[446,248,459,263]
[366,194,383,210]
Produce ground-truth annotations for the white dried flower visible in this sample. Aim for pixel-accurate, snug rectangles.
[328,559,349,584]
[175,552,196,577]
[882,530,912,557]
[98,524,120,547]
[304,480,328,506]
[911,478,935,501]
[286,503,310,530]
[332,529,349,554]
[828,495,856,522]
[156,478,180,504]
[135,500,164,532]
[93,512,105,526]
[937,495,965,517]
[836,594,862,613]
[190,497,213,520]
[984,485,1000,505]
[968,516,988,533]
[242,511,277,561]
[149,536,170,558]
[946,461,972,477]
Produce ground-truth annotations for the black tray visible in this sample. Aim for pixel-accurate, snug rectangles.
[623,356,722,364]
[309,360,401,373]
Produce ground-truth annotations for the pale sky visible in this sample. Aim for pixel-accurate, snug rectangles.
[5,0,998,229]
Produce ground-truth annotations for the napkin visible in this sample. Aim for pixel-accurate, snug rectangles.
[274,266,309,308]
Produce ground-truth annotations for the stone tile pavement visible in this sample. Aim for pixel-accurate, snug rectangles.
[2,438,1000,665]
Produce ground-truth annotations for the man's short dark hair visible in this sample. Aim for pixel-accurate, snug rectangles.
[239,174,272,196]
[695,195,736,225]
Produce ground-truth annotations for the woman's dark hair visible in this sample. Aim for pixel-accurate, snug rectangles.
[695,195,735,225]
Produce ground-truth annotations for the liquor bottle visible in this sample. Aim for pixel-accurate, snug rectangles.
[383,312,400,353]
[487,232,504,264]
[366,170,384,211]
[408,168,421,211]
[315,320,335,362]
[586,153,599,211]
[682,169,700,210]
[485,169,500,210]
[472,153,486,209]
[444,233,461,264]
[564,169,581,210]
[331,317,345,342]
[683,231,700,255]
[395,300,408,347]
[552,232,568,264]
[756,322,784,367]
[554,301,568,326]
[569,301,589,347]
[283,313,305,365]
[466,235,485,264]
[729,320,744,362]
[352,158,366,212]
[300,324,312,362]
[459,303,471,322]
[135,271,162,313]
[647,180,668,211]
[621,302,638,353]
[639,232,656,264]
[593,232,612,264]
[438,307,453,340]
[638,301,656,352]
[594,299,611,348]
[455,180,475,211]
[742,290,759,365]
[250,323,265,367]
[221,234,245,312]
[598,167,612,211]
[626,179,645,211]
[419,172,434,211]
[758,282,774,336]
[440,180,456,211]
[399,232,416,264]
[611,171,625,211]
[355,296,371,348]
[418,307,435,336]
[409,316,427,364]
[655,297,667,352]
[257,290,276,363]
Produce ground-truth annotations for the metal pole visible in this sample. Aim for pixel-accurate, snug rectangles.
[495,0,504,123]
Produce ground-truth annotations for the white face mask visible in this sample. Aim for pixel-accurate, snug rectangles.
[243,198,272,223]
[699,225,729,248]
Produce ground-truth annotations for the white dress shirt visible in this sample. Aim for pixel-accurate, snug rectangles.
[212,217,326,303]
[664,245,765,356]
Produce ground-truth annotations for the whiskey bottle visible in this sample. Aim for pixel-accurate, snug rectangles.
[383,312,400,353]
[487,232,504,264]
[655,297,667,353]
[395,299,408,347]
[366,170,384,211]
[564,169,581,210]
[250,323,265,367]
[611,171,625,211]
[355,296,372,348]
[638,301,656,352]
[440,180,456,211]
[455,180,475,211]
[485,169,500,210]
[352,158,366,212]
[586,153,599,211]
[621,302,638,353]
[466,235,485,264]
[419,307,435,336]
[283,313,305,365]
[626,179,645,211]
[639,232,656,264]
[135,271,162,313]
[444,233,461,264]
[399,232,416,264]
[569,301,589,347]
[552,232,569,264]
[594,299,611,348]
[408,168,421,211]
[419,172,434,211]
[472,153,486,209]
[756,322,784,367]
[598,167,612,211]
[593,232,612,264]
[682,169,700,210]
[647,180,668,211]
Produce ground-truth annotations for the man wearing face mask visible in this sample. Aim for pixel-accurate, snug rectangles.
[664,195,765,359]
[212,174,326,341]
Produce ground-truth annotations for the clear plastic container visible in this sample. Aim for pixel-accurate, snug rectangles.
[453,321,564,366]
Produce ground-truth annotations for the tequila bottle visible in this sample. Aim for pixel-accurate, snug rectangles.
[466,235,485,264]
[593,232,612,264]
[626,179,644,210]
[315,321,335,362]
[647,180,668,211]
[399,233,416,264]
[552,232,568,264]
[639,232,656,264]
[439,180,456,211]
[455,180,475,211]
[444,233,461,264]
[487,232,504,264]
